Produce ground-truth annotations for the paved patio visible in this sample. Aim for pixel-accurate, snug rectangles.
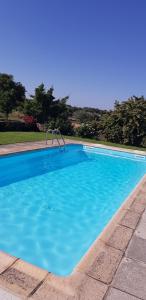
[0,141,146,299]
[0,140,70,155]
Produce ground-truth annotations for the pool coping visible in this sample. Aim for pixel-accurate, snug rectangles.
[0,140,146,299]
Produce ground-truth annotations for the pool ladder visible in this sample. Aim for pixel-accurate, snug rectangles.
[45,129,66,150]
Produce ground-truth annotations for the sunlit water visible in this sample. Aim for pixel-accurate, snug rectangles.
[0,144,146,275]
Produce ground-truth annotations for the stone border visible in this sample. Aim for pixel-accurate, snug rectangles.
[0,140,146,299]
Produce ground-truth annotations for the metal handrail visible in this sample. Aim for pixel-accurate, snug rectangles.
[46,129,66,150]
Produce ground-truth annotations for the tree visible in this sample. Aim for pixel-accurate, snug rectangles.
[0,73,25,119]
[48,96,74,135]
[23,84,55,124]
[23,84,73,134]
[24,84,54,122]
[34,84,55,123]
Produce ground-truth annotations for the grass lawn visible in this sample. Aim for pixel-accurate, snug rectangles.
[0,131,146,152]
[0,132,46,144]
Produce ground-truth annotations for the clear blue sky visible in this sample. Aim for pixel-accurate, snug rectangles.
[0,0,146,109]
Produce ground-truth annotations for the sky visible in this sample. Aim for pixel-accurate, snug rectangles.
[0,0,146,109]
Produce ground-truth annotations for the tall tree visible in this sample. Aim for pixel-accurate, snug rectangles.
[34,84,55,123]
[24,84,54,124]
[24,84,73,134]
[0,73,25,119]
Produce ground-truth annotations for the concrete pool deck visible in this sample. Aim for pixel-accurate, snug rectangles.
[0,140,146,299]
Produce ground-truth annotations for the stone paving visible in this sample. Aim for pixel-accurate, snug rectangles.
[0,140,65,155]
[0,141,146,299]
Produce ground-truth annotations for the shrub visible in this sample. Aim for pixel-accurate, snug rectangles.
[22,115,37,125]
[0,120,39,132]
[76,122,98,138]
[47,118,74,135]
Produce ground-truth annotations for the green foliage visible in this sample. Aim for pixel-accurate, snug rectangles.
[48,97,74,135]
[24,83,73,134]
[0,120,38,132]
[76,96,146,146]
[98,112,123,143]
[77,121,98,138]
[100,96,146,146]
[49,97,69,121]
[71,106,105,123]
[24,84,55,123]
[74,110,97,123]
[23,98,37,117]
[0,73,25,119]
[34,84,55,123]
[48,118,74,135]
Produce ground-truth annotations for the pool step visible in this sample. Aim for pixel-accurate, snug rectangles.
[83,145,146,162]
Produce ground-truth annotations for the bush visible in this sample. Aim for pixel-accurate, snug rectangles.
[98,97,146,146]
[47,118,74,135]
[22,115,37,125]
[76,122,98,138]
[0,120,39,132]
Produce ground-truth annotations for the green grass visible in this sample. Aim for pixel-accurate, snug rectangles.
[0,131,146,152]
[0,132,46,144]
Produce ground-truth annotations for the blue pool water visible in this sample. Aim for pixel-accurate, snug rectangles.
[0,144,146,275]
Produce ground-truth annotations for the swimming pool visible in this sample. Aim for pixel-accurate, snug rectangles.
[0,144,146,276]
